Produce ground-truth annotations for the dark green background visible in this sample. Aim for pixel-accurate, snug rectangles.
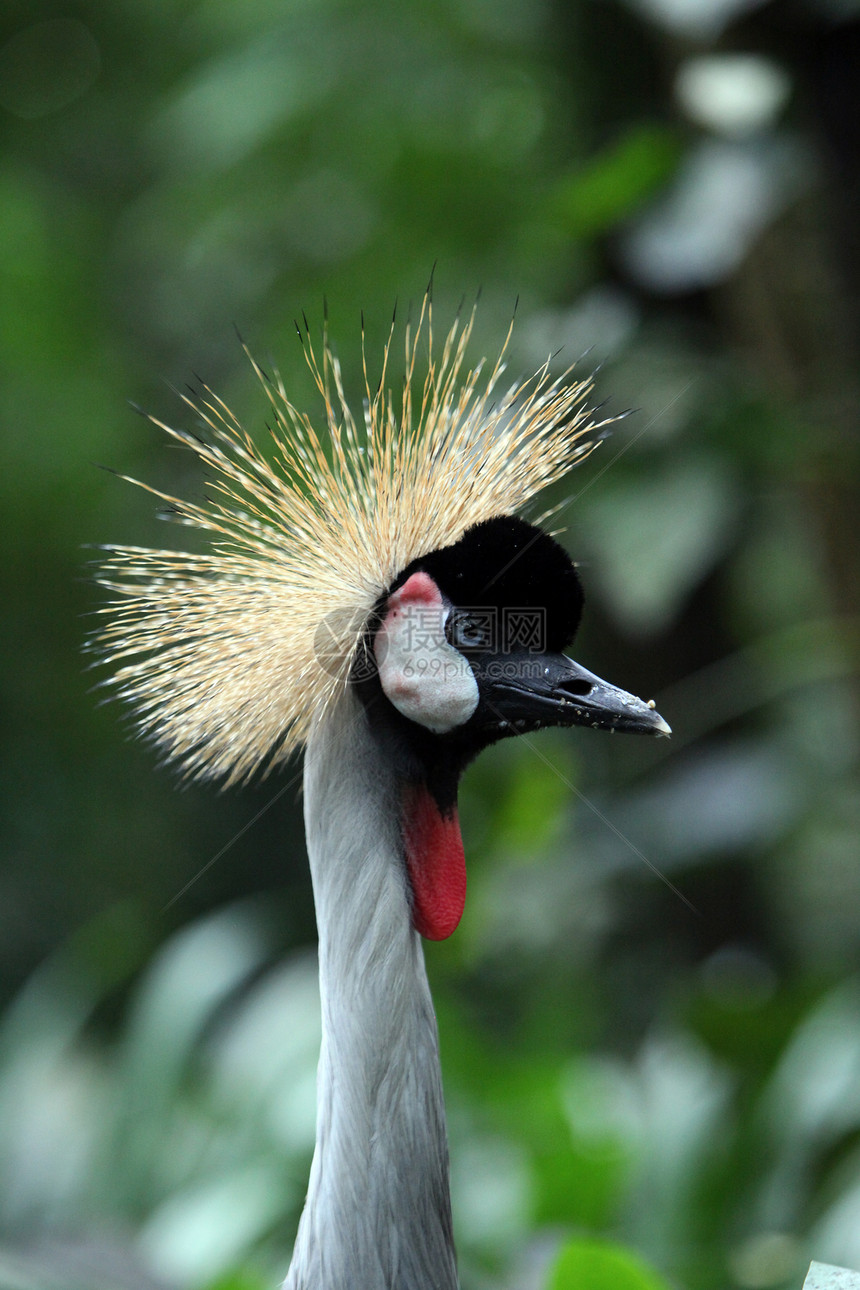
[1,2,859,1288]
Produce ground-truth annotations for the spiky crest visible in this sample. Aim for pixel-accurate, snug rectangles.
[93,296,608,785]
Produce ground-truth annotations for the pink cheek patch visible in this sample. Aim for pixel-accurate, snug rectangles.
[388,571,439,609]
[375,572,479,734]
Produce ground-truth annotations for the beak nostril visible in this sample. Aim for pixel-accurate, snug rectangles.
[557,678,593,698]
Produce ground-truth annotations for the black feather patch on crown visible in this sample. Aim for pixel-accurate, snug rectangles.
[393,515,584,653]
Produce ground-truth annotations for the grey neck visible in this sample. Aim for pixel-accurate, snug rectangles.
[284,691,459,1290]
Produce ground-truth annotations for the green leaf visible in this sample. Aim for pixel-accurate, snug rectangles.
[547,1238,672,1290]
[552,125,682,238]
[203,1271,271,1290]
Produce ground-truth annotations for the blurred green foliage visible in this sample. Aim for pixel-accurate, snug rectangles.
[548,1239,671,1290]
[1,0,859,1288]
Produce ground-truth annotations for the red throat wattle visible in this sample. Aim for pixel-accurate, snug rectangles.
[401,783,466,940]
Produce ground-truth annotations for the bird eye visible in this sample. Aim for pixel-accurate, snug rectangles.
[447,612,491,651]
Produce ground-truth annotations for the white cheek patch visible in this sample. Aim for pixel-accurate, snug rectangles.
[374,571,479,734]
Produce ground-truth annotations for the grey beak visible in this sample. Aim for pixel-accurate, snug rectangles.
[547,655,672,735]
[476,651,671,737]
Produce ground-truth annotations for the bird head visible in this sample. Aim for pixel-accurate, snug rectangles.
[365,514,669,750]
[94,295,668,939]
[348,513,669,940]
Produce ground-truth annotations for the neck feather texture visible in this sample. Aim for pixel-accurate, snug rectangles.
[284,691,459,1290]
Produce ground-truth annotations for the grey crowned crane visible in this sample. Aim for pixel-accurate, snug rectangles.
[95,297,670,1290]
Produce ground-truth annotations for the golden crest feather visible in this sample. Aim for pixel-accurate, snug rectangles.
[94,296,607,785]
